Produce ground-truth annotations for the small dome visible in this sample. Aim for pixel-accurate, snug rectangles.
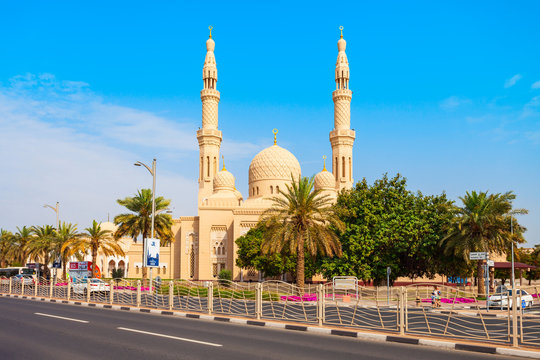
[249,145,301,184]
[314,169,336,190]
[213,169,235,191]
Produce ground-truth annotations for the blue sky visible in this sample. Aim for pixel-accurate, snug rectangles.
[0,1,539,245]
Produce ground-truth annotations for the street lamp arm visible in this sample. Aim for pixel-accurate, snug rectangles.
[134,161,154,176]
[43,204,58,213]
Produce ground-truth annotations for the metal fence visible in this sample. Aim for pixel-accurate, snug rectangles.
[1,278,538,348]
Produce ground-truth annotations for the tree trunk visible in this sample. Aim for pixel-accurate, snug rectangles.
[62,255,67,280]
[91,247,97,278]
[296,231,305,295]
[477,261,485,296]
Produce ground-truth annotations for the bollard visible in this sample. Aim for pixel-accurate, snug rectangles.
[34,278,38,297]
[169,281,174,311]
[317,284,323,326]
[67,280,71,300]
[255,282,262,320]
[137,280,141,307]
[512,290,518,347]
[399,287,405,335]
[9,278,12,295]
[85,278,90,303]
[21,279,25,296]
[110,280,114,304]
[207,282,213,314]
[49,278,53,298]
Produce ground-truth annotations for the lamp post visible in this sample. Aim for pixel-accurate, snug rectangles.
[134,159,156,293]
[43,202,60,230]
[43,202,59,281]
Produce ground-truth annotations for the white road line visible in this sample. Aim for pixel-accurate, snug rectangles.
[34,312,89,323]
[117,327,223,347]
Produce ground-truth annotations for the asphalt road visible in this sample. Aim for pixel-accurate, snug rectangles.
[0,297,517,360]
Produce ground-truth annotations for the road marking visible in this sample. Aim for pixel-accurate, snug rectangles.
[34,312,89,323]
[117,327,222,347]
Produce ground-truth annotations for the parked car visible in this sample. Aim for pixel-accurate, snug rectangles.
[72,278,110,295]
[487,289,534,309]
[12,274,35,285]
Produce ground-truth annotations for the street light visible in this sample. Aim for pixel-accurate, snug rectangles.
[134,159,156,293]
[43,202,59,281]
[43,202,60,230]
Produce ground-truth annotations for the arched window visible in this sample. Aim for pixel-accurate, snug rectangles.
[349,157,352,181]
[206,156,210,177]
[335,157,338,180]
[270,186,273,194]
[256,187,259,195]
[342,157,345,177]
[276,186,279,193]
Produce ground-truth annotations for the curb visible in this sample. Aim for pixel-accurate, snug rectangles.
[1,293,539,359]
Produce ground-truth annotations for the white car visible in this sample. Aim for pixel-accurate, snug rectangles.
[487,289,534,309]
[72,278,110,295]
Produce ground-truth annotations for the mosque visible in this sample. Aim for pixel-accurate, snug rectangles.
[103,28,356,281]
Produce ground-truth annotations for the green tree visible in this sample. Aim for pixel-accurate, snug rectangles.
[62,220,125,278]
[441,191,527,295]
[235,226,318,280]
[260,176,344,292]
[114,189,173,278]
[27,225,57,278]
[54,222,80,279]
[319,174,457,285]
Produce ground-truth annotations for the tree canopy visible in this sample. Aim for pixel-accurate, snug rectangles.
[318,174,459,285]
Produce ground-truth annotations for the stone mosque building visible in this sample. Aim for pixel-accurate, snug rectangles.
[102,28,356,281]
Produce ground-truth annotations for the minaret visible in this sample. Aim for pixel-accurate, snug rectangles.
[197,26,222,204]
[330,26,356,191]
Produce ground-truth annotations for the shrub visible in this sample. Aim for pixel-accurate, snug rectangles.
[111,268,124,279]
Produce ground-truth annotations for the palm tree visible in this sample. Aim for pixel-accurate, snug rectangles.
[62,220,125,278]
[0,229,15,268]
[27,225,57,278]
[12,226,33,266]
[54,222,80,279]
[441,191,527,295]
[114,189,173,278]
[260,176,344,293]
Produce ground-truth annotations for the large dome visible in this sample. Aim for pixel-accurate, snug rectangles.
[249,144,301,184]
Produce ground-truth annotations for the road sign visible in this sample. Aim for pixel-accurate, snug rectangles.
[487,260,495,267]
[470,252,488,260]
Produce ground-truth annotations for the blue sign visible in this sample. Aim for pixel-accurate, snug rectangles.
[145,238,159,267]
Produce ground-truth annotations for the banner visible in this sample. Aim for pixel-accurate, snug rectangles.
[145,238,160,267]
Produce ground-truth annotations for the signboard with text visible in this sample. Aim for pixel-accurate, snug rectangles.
[469,252,488,260]
[145,238,160,267]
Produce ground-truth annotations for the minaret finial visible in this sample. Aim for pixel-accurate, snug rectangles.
[322,155,327,171]
[273,128,278,145]
[339,26,343,39]
[209,26,213,39]
[221,154,226,171]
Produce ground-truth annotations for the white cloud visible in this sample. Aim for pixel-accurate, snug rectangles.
[0,74,260,231]
[532,81,540,90]
[439,96,471,110]
[504,74,522,88]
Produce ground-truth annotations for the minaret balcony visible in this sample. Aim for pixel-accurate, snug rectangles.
[332,89,352,100]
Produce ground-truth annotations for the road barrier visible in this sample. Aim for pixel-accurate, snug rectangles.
[1,278,538,348]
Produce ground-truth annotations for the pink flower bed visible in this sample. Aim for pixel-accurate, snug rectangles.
[280,294,317,302]
[421,297,475,304]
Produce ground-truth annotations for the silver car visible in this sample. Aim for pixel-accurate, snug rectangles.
[487,288,534,309]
